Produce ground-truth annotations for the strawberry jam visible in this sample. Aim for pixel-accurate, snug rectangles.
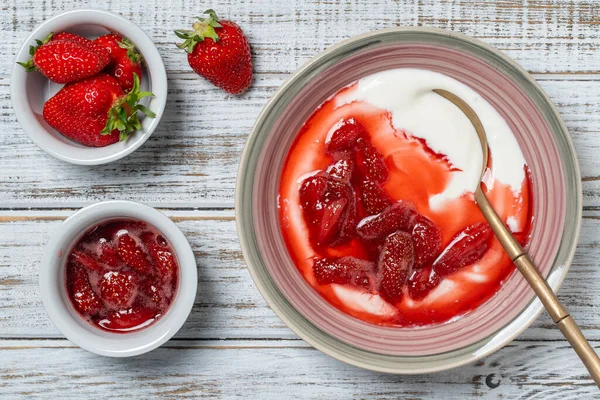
[278,79,534,327]
[65,219,178,333]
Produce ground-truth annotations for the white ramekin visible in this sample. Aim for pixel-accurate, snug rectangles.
[11,9,168,165]
[40,201,197,357]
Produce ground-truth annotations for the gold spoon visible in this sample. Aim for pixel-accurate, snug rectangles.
[433,88,600,387]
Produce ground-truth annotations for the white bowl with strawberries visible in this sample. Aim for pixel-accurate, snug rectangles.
[12,9,167,165]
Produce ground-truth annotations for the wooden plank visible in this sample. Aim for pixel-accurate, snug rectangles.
[2,77,600,208]
[0,339,597,398]
[2,0,600,76]
[1,209,599,341]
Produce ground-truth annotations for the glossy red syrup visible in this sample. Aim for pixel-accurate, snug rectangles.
[278,84,533,327]
[66,219,179,333]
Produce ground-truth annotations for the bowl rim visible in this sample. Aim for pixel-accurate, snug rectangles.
[39,200,197,357]
[235,26,582,373]
[10,8,168,165]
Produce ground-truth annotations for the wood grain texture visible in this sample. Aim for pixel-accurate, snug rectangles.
[2,0,600,397]
[1,209,599,342]
[0,339,597,399]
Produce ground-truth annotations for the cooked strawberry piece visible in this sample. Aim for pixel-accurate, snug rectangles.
[407,266,441,301]
[411,215,442,269]
[140,277,164,308]
[327,119,366,153]
[68,265,103,315]
[359,179,392,215]
[433,222,494,277]
[99,306,157,331]
[117,233,151,274]
[99,240,120,268]
[299,174,328,210]
[378,231,414,302]
[100,271,137,309]
[356,201,417,241]
[313,257,375,288]
[317,198,347,245]
[326,153,355,182]
[70,250,103,272]
[355,136,389,183]
[142,232,178,280]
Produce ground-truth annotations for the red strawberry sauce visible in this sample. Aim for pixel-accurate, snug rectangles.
[278,83,533,327]
[66,219,179,333]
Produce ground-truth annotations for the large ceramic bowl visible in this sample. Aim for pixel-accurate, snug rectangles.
[236,27,581,373]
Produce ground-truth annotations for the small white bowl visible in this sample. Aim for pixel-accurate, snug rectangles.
[40,201,197,357]
[11,9,168,165]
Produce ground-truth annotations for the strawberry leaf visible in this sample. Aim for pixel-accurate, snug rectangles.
[174,9,223,53]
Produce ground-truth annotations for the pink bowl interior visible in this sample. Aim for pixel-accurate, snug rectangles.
[250,41,567,357]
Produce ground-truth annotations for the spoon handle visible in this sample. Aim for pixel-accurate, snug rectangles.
[475,189,600,387]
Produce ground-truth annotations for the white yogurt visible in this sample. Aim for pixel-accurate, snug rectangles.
[336,68,526,209]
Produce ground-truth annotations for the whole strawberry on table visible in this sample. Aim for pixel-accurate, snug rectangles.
[18,31,154,147]
[175,9,252,94]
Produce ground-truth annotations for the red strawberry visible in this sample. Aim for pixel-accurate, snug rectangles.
[313,257,375,289]
[100,306,157,331]
[378,231,414,302]
[327,119,366,153]
[359,179,392,215]
[17,32,110,84]
[317,198,348,245]
[407,266,441,301]
[326,153,355,183]
[411,215,442,269]
[141,277,163,308]
[175,10,252,94]
[99,271,137,309]
[433,222,494,277]
[356,201,417,241]
[99,240,121,268]
[299,174,328,210]
[67,266,103,315]
[94,34,143,91]
[43,73,155,146]
[355,136,389,183]
[117,233,151,274]
[142,232,178,280]
[52,32,92,46]
[70,250,103,272]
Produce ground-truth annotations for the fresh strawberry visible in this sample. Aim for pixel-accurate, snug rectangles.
[327,119,366,153]
[99,306,157,331]
[43,73,155,146]
[98,240,121,268]
[67,266,103,315]
[433,222,494,277]
[52,32,92,46]
[94,34,143,91]
[313,257,375,288]
[356,201,417,241]
[17,32,110,83]
[377,231,414,302]
[355,136,389,183]
[411,215,442,269]
[142,232,178,280]
[117,233,151,274]
[359,179,392,215]
[326,153,355,183]
[175,10,252,94]
[70,249,104,272]
[99,271,137,309]
[407,266,441,301]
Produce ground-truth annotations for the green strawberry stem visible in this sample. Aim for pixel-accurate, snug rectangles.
[101,73,156,141]
[174,9,223,54]
[16,32,54,72]
[117,37,142,64]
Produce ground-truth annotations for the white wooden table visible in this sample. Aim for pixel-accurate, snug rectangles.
[2,0,600,398]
